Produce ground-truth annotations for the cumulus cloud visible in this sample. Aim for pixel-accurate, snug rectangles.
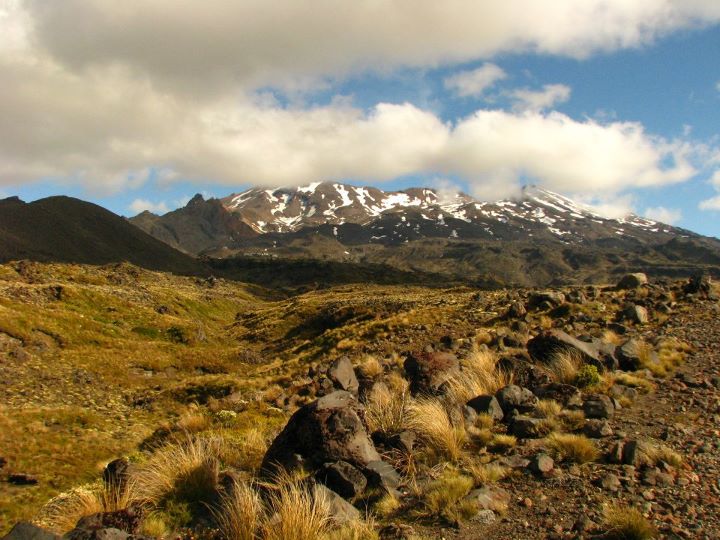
[129,198,170,215]
[699,170,720,210]
[0,0,719,200]
[700,196,720,210]
[18,0,720,94]
[444,63,506,97]
[509,84,572,112]
[643,206,682,224]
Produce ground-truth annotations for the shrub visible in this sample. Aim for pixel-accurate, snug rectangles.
[546,433,599,463]
[575,364,600,388]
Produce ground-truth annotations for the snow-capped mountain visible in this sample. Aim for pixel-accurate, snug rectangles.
[215,181,676,243]
[129,181,720,286]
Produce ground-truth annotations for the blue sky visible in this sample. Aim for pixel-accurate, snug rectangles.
[2,1,720,237]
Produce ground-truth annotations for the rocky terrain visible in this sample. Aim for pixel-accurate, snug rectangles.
[1,261,718,540]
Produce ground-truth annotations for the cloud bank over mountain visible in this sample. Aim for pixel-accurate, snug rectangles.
[1,0,719,211]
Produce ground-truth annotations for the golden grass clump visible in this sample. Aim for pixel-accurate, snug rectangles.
[467,462,509,485]
[34,479,137,534]
[373,492,401,518]
[613,372,654,392]
[408,398,466,462]
[420,470,475,522]
[357,355,384,379]
[489,434,517,452]
[132,436,220,506]
[214,480,263,540]
[602,504,657,539]
[140,513,169,539]
[543,350,582,385]
[546,432,599,464]
[645,443,683,468]
[365,381,412,435]
[262,482,331,540]
[176,405,210,433]
[535,399,562,419]
[218,428,269,472]
[34,485,104,534]
[322,517,379,540]
[559,409,586,431]
[445,348,510,407]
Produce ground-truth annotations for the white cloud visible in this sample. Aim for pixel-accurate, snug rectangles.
[574,194,636,219]
[17,1,720,94]
[699,170,720,210]
[700,196,720,210]
[444,63,506,97]
[0,0,718,201]
[129,199,169,215]
[441,110,698,199]
[643,206,682,224]
[509,84,572,112]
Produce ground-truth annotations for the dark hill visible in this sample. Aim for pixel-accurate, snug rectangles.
[0,196,205,274]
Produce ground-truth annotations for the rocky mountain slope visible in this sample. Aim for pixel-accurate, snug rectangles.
[130,182,720,286]
[0,196,205,275]
[1,263,718,538]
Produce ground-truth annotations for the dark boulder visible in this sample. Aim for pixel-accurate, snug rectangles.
[527,330,604,371]
[327,356,359,395]
[261,391,381,474]
[495,385,538,415]
[533,383,582,408]
[528,291,566,310]
[317,461,367,499]
[582,394,614,419]
[616,273,648,290]
[1,523,60,540]
[466,395,504,421]
[404,351,459,395]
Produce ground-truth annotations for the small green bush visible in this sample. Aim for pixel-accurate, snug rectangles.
[575,364,600,388]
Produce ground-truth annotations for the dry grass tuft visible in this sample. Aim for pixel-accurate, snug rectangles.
[219,428,269,472]
[559,409,586,430]
[34,485,104,534]
[34,479,137,534]
[467,462,509,485]
[176,405,210,433]
[535,399,562,419]
[409,398,466,462]
[543,350,582,385]
[373,492,401,518]
[323,517,379,540]
[140,513,169,539]
[133,436,220,505]
[602,504,656,539]
[262,481,331,540]
[546,432,599,463]
[365,381,412,435]
[445,348,511,407]
[645,443,683,468]
[213,479,263,540]
[488,433,517,452]
[357,355,384,379]
[420,470,475,522]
